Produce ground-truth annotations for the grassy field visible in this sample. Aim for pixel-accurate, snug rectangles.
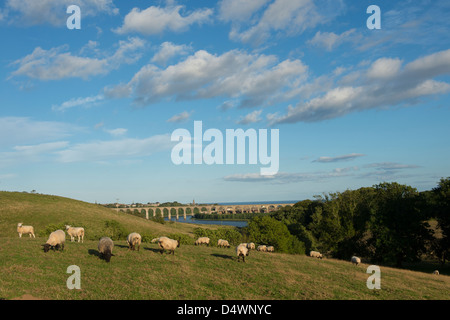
[0,191,449,300]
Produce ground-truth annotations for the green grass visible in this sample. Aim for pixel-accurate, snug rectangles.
[1,238,449,300]
[1,191,449,300]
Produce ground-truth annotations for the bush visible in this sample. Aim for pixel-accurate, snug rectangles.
[102,220,128,240]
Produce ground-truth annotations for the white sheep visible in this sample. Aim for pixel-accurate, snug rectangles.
[309,250,323,259]
[217,239,230,248]
[433,270,439,275]
[195,237,210,246]
[155,236,180,255]
[17,223,35,238]
[267,246,274,253]
[65,225,84,243]
[257,245,267,252]
[98,237,115,262]
[247,242,255,250]
[42,230,65,253]
[236,244,249,262]
[127,232,142,251]
[351,256,361,265]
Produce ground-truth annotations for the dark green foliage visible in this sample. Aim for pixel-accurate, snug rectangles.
[102,220,129,240]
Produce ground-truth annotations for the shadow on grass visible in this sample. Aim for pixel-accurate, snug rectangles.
[144,247,161,254]
[211,253,234,260]
[88,249,100,257]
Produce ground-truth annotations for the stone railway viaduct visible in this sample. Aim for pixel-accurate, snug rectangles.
[115,203,296,221]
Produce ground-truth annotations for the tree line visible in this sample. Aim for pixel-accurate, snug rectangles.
[245,178,449,267]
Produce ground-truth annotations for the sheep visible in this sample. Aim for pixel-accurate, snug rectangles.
[217,239,230,248]
[267,246,274,253]
[195,237,210,246]
[98,237,114,262]
[65,225,84,243]
[433,270,439,275]
[17,223,35,238]
[247,242,255,250]
[42,230,65,253]
[127,232,142,251]
[309,250,323,259]
[257,245,267,252]
[236,244,249,262]
[351,256,361,265]
[155,236,180,255]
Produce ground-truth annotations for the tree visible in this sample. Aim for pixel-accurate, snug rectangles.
[368,182,432,267]
[432,177,450,264]
[247,216,304,254]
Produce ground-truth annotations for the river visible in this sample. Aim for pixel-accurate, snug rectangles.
[164,215,248,228]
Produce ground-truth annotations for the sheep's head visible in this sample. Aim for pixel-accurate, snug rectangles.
[42,244,51,253]
[17,223,23,227]
[65,225,71,230]
[177,240,180,248]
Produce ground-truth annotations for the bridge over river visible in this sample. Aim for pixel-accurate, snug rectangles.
[113,202,296,221]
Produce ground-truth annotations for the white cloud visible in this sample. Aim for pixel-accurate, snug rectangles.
[367,58,403,79]
[151,42,192,66]
[10,37,145,81]
[236,110,263,125]
[56,135,173,163]
[313,153,365,163]
[0,117,77,147]
[269,49,450,124]
[167,111,192,123]
[124,49,307,107]
[114,5,213,35]
[3,0,118,26]
[105,128,128,137]
[308,29,358,51]
[52,95,104,112]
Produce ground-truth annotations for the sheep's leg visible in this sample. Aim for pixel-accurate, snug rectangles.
[19,233,22,238]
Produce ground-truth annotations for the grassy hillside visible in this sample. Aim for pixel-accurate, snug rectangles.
[0,191,449,300]
[0,238,449,300]
[0,191,223,239]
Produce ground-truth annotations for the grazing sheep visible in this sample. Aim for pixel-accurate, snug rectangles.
[267,246,274,253]
[42,230,65,253]
[17,223,35,238]
[155,236,180,255]
[236,244,249,262]
[433,270,439,275]
[195,237,210,246]
[65,225,84,243]
[351,256,361,265]
[217,239,230,248]
[309,250,323,259]
[257,245,267,252]
[127,232,142,251]
[247,242,255,250]
[98,237,114,262]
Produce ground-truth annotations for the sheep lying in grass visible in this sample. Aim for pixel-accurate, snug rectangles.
[309,251,323,259]
[257,245,267,252]
[17,223,35,238]
[217,239,230,248]
[351,256,361,265]
[195,237,210,246]
[236,244,249,262]
[127,232,142,251]
[98,237,114,262]
[433,270,439,275]
[267,246,274,253]
[65,225,84,243]
[42,230,65,253]
[154,237,180,255]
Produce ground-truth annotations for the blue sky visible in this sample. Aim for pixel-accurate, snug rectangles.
[0,0,449,204]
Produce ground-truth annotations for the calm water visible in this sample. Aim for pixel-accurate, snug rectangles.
[162,200,299,228]
[164,215,248,228]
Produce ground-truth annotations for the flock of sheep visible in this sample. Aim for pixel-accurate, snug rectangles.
[15,222,442,274]
[16,222,274,263]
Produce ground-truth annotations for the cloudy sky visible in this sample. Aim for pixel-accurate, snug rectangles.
[1,0,449,204]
